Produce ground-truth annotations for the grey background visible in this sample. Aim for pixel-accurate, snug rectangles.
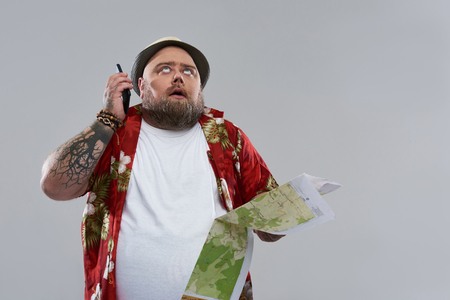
[1,0,449,299]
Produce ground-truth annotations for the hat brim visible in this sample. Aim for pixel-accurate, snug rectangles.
[131,39,209,96]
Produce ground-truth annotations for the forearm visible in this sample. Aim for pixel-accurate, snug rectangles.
[40,120,114,200]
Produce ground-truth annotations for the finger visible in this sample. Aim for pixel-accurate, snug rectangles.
[105,77,132,100]
[269,234,285,241]
[105,73,123,88]
[105,73,132,89]
[112,83,133,97]
[108,74,132,90]
[254,230,285,242]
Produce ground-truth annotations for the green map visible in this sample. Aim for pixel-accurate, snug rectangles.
[183,182,316,299]
[184,221,248,299]
[218,183,316,232]
[183,174,340,300]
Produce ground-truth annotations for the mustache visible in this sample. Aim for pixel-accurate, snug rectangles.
[165,84,190,98]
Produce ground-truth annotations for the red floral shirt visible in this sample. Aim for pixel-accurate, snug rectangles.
[82,105,277,300]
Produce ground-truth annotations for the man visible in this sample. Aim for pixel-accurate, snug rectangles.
[41,37,282,300]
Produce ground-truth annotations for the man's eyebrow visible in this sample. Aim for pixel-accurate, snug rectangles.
[153,61,197,71]
[181,63,197,70]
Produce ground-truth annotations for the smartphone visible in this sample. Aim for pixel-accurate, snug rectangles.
[115,64,131,114]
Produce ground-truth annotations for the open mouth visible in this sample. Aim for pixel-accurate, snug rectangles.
[168,87,186,99]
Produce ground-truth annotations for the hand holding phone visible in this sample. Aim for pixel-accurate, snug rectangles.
[115,64,131,114]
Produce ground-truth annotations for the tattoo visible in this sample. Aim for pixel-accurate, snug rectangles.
[104,96,114,111]
[103,84,117,112]
[49,121,113,189]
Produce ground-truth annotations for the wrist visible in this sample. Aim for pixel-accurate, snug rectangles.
[96,109,123,132]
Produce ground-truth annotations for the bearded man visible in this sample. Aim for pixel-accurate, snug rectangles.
[41,37,282,300]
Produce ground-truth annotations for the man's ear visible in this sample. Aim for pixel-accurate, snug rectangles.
[138,78,145,99]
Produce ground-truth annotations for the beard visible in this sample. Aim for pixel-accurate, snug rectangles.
[141,83,204,130]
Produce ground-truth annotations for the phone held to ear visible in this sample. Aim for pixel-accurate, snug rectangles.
[115,64,131,114]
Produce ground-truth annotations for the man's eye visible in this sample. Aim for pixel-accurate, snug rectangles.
[183,69,192,75]
[161,66,171,73]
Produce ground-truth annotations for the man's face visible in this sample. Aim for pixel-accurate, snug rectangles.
[138,46,204,130]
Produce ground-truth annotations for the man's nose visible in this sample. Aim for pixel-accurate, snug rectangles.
[172,71,185,84]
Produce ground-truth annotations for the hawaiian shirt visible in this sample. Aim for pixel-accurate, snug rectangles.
[82,105,277,300]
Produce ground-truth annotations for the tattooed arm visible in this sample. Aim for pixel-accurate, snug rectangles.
[40,121,114,200]
[40,73,133,200]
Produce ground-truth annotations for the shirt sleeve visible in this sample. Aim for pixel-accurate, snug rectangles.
[235,128,278,203]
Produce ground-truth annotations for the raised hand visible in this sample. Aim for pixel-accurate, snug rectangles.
[103,73,133,121]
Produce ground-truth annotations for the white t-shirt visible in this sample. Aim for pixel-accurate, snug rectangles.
[115,121,227,300]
